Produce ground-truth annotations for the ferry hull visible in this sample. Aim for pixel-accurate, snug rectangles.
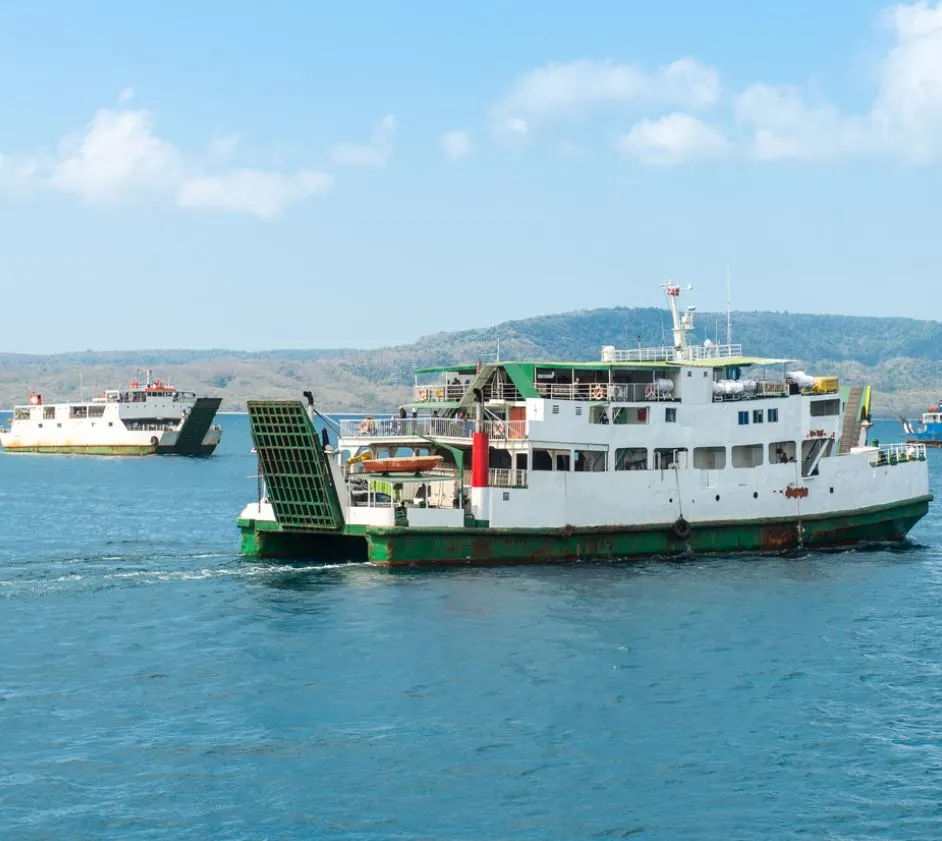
[238,495,931,567]
[1,443,157,456]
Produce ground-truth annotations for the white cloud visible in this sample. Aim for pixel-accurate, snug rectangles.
[615,113,729,164]
[441,130,471,160]
[208,132,240,160]
[494,58,720,127]
[736,1,942,162]
[502,117,529,136]
[178,169,332,218]
[330,114,396,167]
[9,104,331,217]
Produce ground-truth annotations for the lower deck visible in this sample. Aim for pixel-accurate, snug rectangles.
[239,494,931,567]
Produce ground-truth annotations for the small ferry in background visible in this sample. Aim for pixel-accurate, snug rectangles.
[0,371,222,456]
[237,283,932,567]
[901,403,942,447]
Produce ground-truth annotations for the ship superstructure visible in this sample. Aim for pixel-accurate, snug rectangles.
[238,285,930,565]
[1,371,222,456]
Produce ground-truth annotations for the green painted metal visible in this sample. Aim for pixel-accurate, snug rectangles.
[238,495,931,566]
[415,364,480,375]
[501,363,540,398]
[3,444,156,455]
[247,400,344,530]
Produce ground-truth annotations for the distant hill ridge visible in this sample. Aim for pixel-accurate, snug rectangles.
[2,307,941,415]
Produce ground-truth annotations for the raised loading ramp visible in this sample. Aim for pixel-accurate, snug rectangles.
[248,400,344,530]
[839,385,867,454]
[157,397,222,455]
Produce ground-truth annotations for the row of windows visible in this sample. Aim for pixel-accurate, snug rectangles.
[614,440,819,471]
[738,408,779,425]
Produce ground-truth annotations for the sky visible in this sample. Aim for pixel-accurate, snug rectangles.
[2,0,942,353]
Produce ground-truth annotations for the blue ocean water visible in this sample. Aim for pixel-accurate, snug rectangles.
[3,416,942,840]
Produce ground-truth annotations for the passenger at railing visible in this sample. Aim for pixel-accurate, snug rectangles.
[398,406,407,434]
[776,447,788,464]
[599,410,609,425]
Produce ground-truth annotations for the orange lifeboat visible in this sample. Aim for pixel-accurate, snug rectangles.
[361,455,444,474]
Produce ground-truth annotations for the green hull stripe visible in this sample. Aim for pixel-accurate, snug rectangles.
[238,495,931,566]
[3,444,156,455]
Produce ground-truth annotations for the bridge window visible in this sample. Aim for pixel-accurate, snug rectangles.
[753,410,763,423]
[810,399,840,417]
[768,408,779,422]
[694,446,726,469]
[738,411,749,425]
[665,407,677,423]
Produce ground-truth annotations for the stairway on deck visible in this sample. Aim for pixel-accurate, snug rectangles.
[839,386,865,454]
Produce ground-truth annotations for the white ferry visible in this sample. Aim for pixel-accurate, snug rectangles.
[237,284,931,566]
[1,372,222,456]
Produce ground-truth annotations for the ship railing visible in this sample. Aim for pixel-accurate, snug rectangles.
[482,420,527,440]
[339,416,475,440]
[869,442,927,466]
[488,468,528,488]
[413,383,469,403]
[603,343,744,363]
[535,382,672,402]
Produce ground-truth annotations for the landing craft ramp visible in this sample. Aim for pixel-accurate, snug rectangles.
[247,400,344,530]
[157,396,223,455]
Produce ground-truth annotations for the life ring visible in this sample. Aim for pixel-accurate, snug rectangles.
[670,517,692,541]
[417,388,428,401]
[150,436,159,446]
[591,384,605,400]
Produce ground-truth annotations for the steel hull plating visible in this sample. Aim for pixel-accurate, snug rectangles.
[238,495,931,567]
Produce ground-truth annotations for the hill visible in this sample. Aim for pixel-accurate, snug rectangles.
[2,307,941,416]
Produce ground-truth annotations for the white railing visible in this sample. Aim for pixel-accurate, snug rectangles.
[535,382,672,402]
[339,416,475,440]
[488,468,528,488]
[604,343,744,363]
[868,442,927,466]
[482,420,527,440]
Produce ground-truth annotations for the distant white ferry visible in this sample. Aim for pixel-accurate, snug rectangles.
[0,371,222,456]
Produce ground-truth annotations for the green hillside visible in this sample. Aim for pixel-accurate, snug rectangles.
[2,307,941,416]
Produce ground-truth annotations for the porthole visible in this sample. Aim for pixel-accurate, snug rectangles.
[715,494,720,501]
[753,491,758,499]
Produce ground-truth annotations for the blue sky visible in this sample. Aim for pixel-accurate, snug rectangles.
[2,0,942,353]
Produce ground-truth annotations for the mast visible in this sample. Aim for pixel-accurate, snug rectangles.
[726,265,732,346]
[662,280,695,360]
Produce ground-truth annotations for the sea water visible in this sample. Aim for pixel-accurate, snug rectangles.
[2,417,942,839]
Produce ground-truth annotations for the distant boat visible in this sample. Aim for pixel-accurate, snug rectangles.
[0,371,222,456]
[900,404,942,447]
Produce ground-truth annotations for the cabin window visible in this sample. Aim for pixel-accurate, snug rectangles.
[14,408,29,420]
[810,399,840,417]
[43,407,55,420]
[532,450,553,471]
[738,411,749,425]
[69,405,88,419]
[89,405,105,418]
[801,438,835,477]
[574,451,606,472]
[753,410,763,424]
[769,441,797,463]
[654,448,687,470]
[693,446,726,469]
[768,408,779,423]
[732,444,763,468]
[556,453,571,472]
[665,407,677,423]
[615,448,647,470]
